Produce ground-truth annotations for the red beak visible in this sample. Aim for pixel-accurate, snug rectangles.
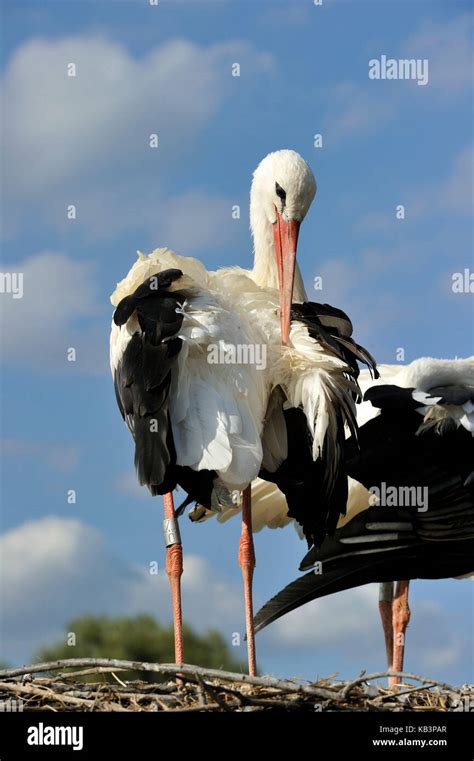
[273,213,300,345]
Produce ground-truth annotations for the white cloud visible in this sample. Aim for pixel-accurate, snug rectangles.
[262,582,470,676]
[324,82,398,144]
[440,144,474,215]
[62,185,239,255]
[0,251,107,372]
[114,471,190,508]
[307,246,408,348]
[1,438,79,473]
[3,35,273,206]
[310,141,472,345]
[405,13,473,95]
[114,471,149,500]
[269,585,381,649]
[417,642,462,671]
[258,3,312,29]
[159,192,237,255]
[324,14,472,143]
[3,35,274,240]
[400,142,474,219]
[355,143,473,233]
[0,516,243,664]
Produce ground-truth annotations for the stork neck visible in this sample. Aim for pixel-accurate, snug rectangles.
[250,210,307,303]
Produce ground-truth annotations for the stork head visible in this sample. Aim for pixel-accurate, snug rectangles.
[250,150,317,344]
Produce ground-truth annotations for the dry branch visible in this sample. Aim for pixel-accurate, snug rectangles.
[0,659,471,713]
[0,659,339,700]
[340,671,455,698]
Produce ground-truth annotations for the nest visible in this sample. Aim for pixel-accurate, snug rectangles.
[0,659,472,712]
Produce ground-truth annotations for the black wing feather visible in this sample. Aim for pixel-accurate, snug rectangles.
[265,301,378,546]
[291,301,378,381]
[254,380,474,634]
[113,269,215,503]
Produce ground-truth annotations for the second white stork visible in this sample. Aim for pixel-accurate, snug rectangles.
[252,357,474,683]
[109,150,376,674]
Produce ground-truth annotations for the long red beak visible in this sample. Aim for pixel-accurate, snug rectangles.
[273,213,300,345]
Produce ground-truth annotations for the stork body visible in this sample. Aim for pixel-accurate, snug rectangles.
[110,251,270,496]
[110,150,376,672]
[252,357,474,683]
[110,251,271,673]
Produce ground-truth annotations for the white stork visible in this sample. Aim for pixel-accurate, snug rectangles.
[250,357,474,684]
[109,150,376,674]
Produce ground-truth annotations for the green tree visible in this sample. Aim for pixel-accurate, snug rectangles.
[35,614,245,682]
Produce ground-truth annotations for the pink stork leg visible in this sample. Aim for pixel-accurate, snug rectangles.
[378,582,394,672]
[162,492,184,666]
[390,580,410,686]
[238,485,257,676]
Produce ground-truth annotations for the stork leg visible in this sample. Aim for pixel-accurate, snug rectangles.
[238,485,257,676]
[378,582,394,671]
[162,492,184,666]
[390,580,410,687]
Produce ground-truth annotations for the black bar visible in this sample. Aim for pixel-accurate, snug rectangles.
[1,710,473,759]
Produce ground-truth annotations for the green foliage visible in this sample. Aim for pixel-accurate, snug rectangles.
[35,614,245,682]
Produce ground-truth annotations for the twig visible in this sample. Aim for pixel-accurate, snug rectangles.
[171,702,230,712]
[0,680,129,712]
[196,677,233,711]
[341,672,455,699]
[52,667,128,681]
[195,676,207,707]
[372,683,437,702]
[51,669,176,694]
[0,660,338,700]
[110,672,128,688]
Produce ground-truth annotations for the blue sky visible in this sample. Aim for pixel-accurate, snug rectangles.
[1,0,473,683]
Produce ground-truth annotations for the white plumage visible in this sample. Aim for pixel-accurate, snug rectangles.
[110,247,269,490]
[110,150,365,507]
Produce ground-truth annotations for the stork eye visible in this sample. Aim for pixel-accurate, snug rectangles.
[275,182,286,201]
